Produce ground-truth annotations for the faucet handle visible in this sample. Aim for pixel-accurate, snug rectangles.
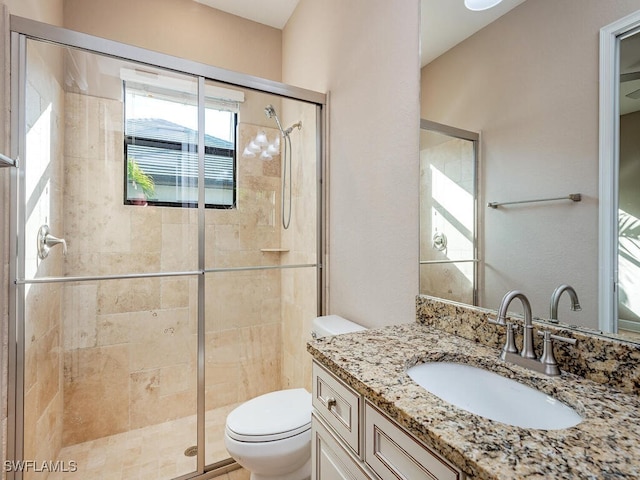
[488,314,507,326]
[537,330,577,376]
[538,330,577,345]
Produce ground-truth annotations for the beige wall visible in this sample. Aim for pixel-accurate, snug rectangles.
[421,0,640,328]
[4,0,63,25]
[283,0,421,329]
[63,0,282,82]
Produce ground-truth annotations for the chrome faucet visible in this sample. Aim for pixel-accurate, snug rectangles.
[549,284,582,323]
[490,290,577,376]
[494,290,537,359]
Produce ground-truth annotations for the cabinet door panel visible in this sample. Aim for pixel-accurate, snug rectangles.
[365,403,463,480]
[313,414,371,480]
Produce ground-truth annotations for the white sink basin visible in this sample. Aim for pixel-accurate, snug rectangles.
[407,362,582,430]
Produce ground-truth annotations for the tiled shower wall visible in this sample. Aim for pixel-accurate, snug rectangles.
[280,101,318,392]
[60,90,285,446]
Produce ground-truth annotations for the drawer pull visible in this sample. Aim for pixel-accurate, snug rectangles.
[326,397,337,409]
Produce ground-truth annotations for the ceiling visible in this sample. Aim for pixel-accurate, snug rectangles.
[195,0,527,66]
[194,0,301,29]
[420,0,526,66]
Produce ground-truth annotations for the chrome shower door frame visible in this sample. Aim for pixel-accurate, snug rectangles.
[7,16,327,480]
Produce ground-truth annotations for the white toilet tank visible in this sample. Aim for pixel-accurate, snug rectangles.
[311,314,366,339]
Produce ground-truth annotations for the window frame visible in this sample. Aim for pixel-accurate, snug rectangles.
[122,85,238,209]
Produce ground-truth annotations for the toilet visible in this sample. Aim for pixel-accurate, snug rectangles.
[224,315,366,480]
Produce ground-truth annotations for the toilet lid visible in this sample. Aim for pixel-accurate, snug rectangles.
[226,388,312,442]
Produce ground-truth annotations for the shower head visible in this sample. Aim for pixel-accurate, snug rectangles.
[264,104,286,136]
[265,104,302,137]
[264,104,277,119]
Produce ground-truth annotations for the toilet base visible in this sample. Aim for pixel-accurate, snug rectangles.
[248,457,311,480]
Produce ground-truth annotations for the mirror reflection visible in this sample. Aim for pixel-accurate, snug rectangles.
[618,29,640,338]
[419,0,640,343]
[419,121,478,306]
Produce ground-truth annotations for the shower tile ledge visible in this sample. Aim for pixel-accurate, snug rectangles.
[307,323,640,480]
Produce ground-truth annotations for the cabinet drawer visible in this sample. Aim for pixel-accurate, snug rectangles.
[312,362,362,456]
[365,403,463,480]
[312,414,371,480]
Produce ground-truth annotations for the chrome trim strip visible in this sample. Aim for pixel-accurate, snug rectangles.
[8,31,27,480]
[321,93,330,314]
[196,76,206,474]
[473,134,480,307]
[316,103,324,316]
[205,263,317,273]
[419,259,479,265]
[16,270,202,284]
[487,193,582,209]
[15,264,318,284]
[9,15,326,106]
[420,119,479,141]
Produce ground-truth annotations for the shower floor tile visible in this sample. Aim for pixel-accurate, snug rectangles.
[48,404,241,480]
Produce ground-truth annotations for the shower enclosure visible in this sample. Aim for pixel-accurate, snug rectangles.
[5,17,325,480]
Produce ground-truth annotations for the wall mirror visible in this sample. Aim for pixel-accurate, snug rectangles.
[599,8,640,341]
[420,0,640,344]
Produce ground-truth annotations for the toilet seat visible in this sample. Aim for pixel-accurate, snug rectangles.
[226,388,312,443]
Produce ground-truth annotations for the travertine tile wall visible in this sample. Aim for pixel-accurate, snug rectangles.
[61,88,287,446]
[280,100,318,392]
[22,42,66,480]
[204,121,284,414]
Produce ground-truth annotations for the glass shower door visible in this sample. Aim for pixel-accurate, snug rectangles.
[10,17,325,480]
[16,37,200,479]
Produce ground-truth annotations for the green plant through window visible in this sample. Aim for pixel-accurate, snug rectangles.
[127,157,156,200]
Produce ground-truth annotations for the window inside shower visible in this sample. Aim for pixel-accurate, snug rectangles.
[123,80,238,208]
[9,18,323,480]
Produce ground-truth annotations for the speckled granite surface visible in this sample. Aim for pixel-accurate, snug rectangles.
[417,295,640,395]
[307,323,640,480]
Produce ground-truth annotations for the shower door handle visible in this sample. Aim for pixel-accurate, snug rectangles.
[0,152,16,168]
[37,225,67,259]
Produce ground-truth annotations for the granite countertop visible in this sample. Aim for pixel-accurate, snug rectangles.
[307,323,640,480]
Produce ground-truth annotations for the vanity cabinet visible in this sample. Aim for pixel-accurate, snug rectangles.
[312,361,466,480]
